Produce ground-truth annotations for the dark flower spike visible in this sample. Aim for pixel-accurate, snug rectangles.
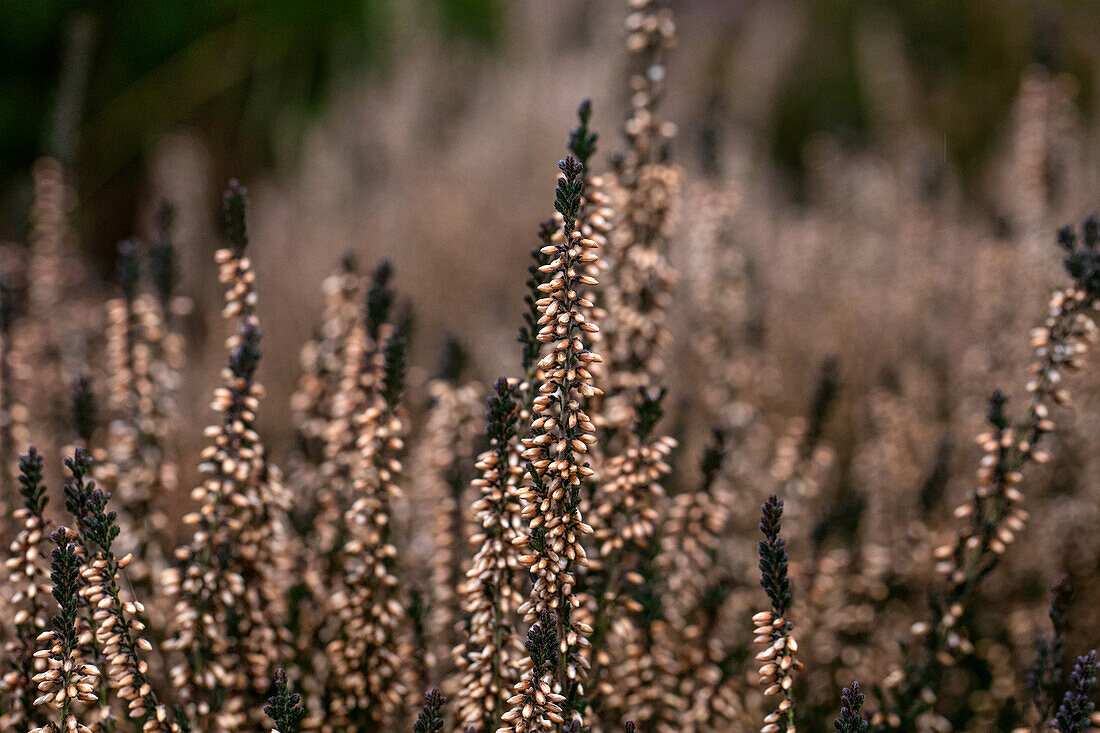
[555,155,585,225]
[632,386,667,442]
[527,610,559,679]
[518,221,555,376]
[987,389,1010,430]
[265,668,307,733]
[568,99,598,169]
[487,377,520,446]
[366,258,396,340]
[70,373,97,446]
[18,446,47,516]
[834,681,869,733]
[62,446,96,535]
[222,179,249,254]
[699,428,727,491]
[382,329,408,408]
[229,323,262,382]
[1028,575,1074,725]
[758,494,792,616]
[1049,574,1074,634]
[805,356,840,454]
[1053,651,1097,733]
[117,238,142,302]
[1060,215,1100,298]
[48,527,83,658]
[437,335,468,385]
[340,249,358,273]
[413,688,447,733]
[1,275,17,332]
[27,526,101,729]
[150,200,179,308]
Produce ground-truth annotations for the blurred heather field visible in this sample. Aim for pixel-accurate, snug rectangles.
[3,1,1100,732]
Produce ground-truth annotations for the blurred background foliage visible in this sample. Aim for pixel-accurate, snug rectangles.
[1,0,1099,249]
[770,0,1098,193]
[0,0,502,249]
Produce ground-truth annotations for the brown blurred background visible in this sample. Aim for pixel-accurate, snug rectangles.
[4,0,1100,453]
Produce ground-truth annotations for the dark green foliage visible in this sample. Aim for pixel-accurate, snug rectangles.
[149,200,179,309]
[264,669,307,733]
[555,155,584,227]
[413,688,447,733]
[48,527,82,657]
[632,387,666,442]
[1057,215,1100,299]
[229,324,262,382]
[568,99,598,170]
[222,179,249,253]
[758,494,792,616]
[366,258,395,341]
[834,681,869,733]
[1053,651,1097,733]
[117,238,141,302]
[70,373,97,446]
[18,446,47,515]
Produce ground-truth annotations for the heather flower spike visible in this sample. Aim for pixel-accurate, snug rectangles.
[413,688,447,733]
[1053,651,1097,733]
[755,494,801,733]
[70,373,97,446]
[222,179,249,254]
[29,527,99,733]
[265,669,307,733]
[833,681,869,733]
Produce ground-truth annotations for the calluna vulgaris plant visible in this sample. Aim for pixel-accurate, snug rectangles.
[4,2,1100,733]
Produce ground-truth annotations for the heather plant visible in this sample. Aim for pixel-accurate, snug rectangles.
[5,1,1100,733]
[755,494,802,733]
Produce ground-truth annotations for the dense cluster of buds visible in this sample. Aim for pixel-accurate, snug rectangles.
[588,390,676,718]
[884,218,1100,728]
[264,669,307,733]
[453,378,527,732]
[98,222,183,591]
[594,0,680,447]
[501,611,566,732]
[1,448,53,730]
[291,255,362,474]
[29,527,100,733]
[832,681,869,733]
[1053,651,1097,733]
[514,154,602,724]
[62,448,178,733]
[325,318,412,729]
[415,366,483,671]
[162,183,288,732]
